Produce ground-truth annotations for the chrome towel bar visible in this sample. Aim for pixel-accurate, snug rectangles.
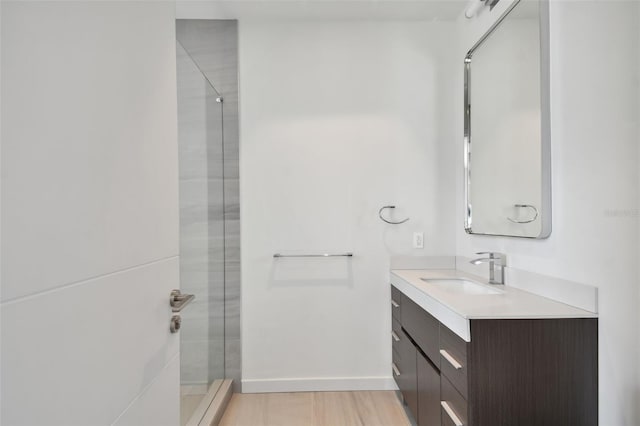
[273,253,353,258]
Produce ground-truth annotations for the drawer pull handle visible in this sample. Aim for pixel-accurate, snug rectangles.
[392,363,401,376]
[440,349,463,370]
[441,401,464,426]
[391,331,400,342]
[391,299,400,308]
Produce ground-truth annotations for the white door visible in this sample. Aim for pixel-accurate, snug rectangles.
[1,2,180,425]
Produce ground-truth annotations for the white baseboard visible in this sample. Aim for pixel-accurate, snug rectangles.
[241,376,398,393]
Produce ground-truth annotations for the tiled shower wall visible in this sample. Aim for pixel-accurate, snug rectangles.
[177,20,241,392]
[177,42,222,385]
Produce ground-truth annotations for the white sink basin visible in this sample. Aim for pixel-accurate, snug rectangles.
[420,278,503,295]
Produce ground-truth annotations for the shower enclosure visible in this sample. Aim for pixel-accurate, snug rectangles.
[176,20,240,426]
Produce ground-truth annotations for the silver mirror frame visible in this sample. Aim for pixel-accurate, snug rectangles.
[464,0,552,239]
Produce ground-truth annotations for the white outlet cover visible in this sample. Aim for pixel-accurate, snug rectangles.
[413,232,424,249]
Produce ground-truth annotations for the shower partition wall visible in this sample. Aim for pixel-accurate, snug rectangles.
[176,19,240,426]
[177,40,226,426]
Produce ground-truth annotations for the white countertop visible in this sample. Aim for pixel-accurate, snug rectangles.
[391,269,598,342]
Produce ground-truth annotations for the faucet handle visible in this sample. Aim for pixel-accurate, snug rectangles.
[475,252,506,262]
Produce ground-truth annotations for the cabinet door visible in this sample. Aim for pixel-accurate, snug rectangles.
[402,296,440,367]
[417,351,441,426]
[397,329,418,419]
[441,375,468,426]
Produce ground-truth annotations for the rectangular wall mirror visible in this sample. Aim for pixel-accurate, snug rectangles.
[464,0,551,238]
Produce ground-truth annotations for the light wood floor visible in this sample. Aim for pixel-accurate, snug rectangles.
[218,391,411,426]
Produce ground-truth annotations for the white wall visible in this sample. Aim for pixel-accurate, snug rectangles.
[239,20,456,391]
[456,1,640,424]
[1,2,179,425]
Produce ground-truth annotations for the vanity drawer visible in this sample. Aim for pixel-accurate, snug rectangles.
[402,296,440,367]
[441,375,468,426]
[440,324,468,398]
[394,329,418,418]
[392,318,402,358]
[391,285,402,321]
[392,350,401,388]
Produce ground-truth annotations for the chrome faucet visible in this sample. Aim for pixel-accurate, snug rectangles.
[470,252,506,285]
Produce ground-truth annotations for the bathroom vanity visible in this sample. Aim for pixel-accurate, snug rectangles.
[390,270,598,426]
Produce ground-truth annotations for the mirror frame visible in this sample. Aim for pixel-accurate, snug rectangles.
[464,0,552,239]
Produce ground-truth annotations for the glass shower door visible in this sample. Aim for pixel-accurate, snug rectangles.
[177,41,226,426]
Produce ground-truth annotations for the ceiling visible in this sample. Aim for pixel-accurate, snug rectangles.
[176,0,469,21]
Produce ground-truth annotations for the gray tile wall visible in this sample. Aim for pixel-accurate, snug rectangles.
[177,41,214,385]
[176,20,241,392]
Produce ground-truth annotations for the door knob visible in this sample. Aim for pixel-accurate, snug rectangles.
[169,289,195,312]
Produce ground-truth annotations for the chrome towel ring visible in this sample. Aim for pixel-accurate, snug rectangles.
[378,205,409,225]
[507,204,539,224]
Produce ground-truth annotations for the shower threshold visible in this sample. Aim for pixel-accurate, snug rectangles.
[184,379,233,426]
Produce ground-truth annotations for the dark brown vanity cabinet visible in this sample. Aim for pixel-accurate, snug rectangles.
[391,287,443,426]
[417,351,441,426]
[390,284,598,426]
[395,328,418,418]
